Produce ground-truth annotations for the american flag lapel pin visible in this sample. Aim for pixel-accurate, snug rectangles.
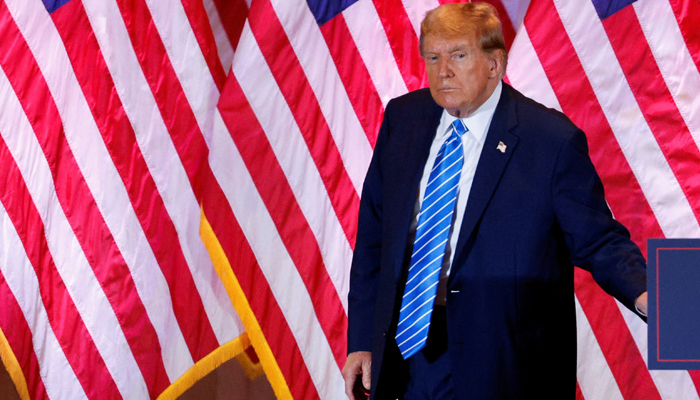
[497,141,507,153]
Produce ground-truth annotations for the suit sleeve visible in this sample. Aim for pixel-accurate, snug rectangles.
[347,101,394,353]
[551,127,647,314]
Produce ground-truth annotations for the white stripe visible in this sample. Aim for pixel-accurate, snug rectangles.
[0,55,146,399]
[575,297,624,400]
[400,0,439,40]
[397,312,432,346]
[615,300,700,400]
[83,0,243,347]
[143,0,219,145]
[400,280,439,313]
[413,222,451,257]
[210,88,346,400]
[203,0,234,74]
[500,0,532,31]
[0,202,88,400]
[506,25,563,112]
[343,0,408,106]
[233,21,352,313]
[634,0,700,152]
[403,262,442,297]
[271,0,373,194]
[553,0,700,238]
[400,334,428,356]
[16,0,193,382]
[396,309,432,340]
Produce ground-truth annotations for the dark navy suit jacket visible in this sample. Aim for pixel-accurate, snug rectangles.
[348,83,647,399]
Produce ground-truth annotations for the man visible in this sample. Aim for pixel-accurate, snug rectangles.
[342,3,648,399]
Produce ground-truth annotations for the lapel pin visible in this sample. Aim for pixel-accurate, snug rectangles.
[497,141,507,153]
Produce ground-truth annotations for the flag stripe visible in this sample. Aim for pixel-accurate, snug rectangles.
[81,0,242,359]
[201,181,317,400]
[270,0,374,194]
[224,62,348,370]
[575,297,624,400]
[522,8,664,252]
[634,0,700,150]
[342,0,409,107]
[111,0,227,360]
[575,269,661,399]
[203,0,234,72]
[247,0,362,246]
[319,14,382,147]
[50,0,197,382]
[179,0,227,91]
[667,0,700,72]
[137,0,246,347]
[372,0,428,92]
[212,0,249,52]
[547,0,700,239]
[214,78,347,397]
[0,268,49,400]
[0,127,120,399]
[233,20,353,314]
[601,7,700,226]
[0,2,157,396]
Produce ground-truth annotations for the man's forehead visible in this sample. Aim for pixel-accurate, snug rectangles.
[422,35,477,53]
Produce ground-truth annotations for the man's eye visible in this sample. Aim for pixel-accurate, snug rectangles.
[456,53,466,59]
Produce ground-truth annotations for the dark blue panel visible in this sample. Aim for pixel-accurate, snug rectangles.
[42,0,73,14]
[591,0,637,20]
[306,0,360,26]
[648,239,700,370]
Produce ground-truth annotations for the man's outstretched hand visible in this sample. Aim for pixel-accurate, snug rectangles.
[342,351,372,400]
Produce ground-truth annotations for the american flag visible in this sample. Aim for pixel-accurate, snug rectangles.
[1,0,699,399]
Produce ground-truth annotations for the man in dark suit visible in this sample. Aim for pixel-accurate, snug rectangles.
[342,3,648,399]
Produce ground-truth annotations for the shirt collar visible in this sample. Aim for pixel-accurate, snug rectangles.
[439,80,503,144]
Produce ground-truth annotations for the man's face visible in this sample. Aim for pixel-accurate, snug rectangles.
[423,33,499,118]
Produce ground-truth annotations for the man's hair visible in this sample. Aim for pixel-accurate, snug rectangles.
[420,3,507,69]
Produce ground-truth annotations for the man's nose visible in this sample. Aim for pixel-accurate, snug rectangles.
[438,59,453,77]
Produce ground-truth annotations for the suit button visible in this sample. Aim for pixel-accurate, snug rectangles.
[382,331,387,337]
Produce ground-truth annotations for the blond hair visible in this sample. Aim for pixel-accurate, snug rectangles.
[420,3,507,68]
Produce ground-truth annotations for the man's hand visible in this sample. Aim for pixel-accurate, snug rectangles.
[342,351,372,400]
[635,291,648,316]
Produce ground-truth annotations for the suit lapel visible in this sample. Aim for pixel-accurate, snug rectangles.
[451,84,520,273]
[391,93,443,280]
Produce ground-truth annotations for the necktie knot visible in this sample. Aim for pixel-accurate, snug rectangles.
[451,119,468,138]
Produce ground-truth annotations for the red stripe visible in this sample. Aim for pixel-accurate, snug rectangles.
[218,71,348,370]
[688,371,700,397]
[201,179,319,400]
[181,0,227,90]
[372,0,428,91]
[0,273,48,400]
[525,2,663,397]
[575,269,661,399]
[50,0,219,374]
[603,7,700,228]
[0,134,120,399]
[0,4,170,397]
[320,14,382,149]
[576,381,585,400]
[524,0,664,256]
[439,0,517,50]
[247,0,360,248]
[212,0,248,51]
[114,0,222,362]
[667,0,700,72]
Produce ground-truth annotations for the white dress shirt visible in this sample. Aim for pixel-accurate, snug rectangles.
[410,81,502,304]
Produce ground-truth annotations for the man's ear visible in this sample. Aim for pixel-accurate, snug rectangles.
[488,49,506,79]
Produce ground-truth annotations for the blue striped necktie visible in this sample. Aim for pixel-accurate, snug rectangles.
[395,119,468,359]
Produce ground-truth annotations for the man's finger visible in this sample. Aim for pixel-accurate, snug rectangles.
[361,359,372,391]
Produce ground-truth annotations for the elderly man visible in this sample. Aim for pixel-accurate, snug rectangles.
[342,3,648,400]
